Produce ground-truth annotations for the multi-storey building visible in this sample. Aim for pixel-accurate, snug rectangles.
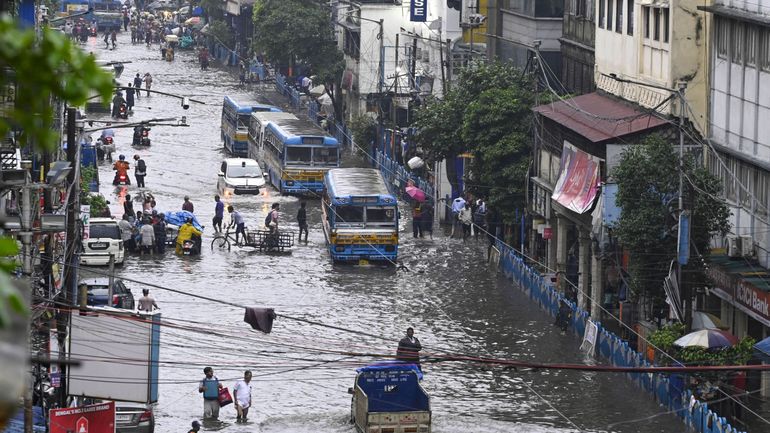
[561,0,595,94]
[699,0,770,396]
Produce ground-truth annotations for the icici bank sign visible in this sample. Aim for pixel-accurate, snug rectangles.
[735,281,770,321]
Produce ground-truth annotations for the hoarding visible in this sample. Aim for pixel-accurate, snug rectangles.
[410,0,427,22]
[68,309,161,403]
[50,402,115,433]
[551,141,601,214]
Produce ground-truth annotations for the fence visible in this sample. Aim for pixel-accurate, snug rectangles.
[497,243,746,433]
[274,74,302,108]
[376,150,434,198]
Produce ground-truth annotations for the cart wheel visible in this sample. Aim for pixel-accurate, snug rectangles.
[211,236,230,252]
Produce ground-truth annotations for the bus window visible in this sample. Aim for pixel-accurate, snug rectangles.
[286,147,311,164]
[366,207,395,225]
[336,206,364,223]
[313,148,338,166]
[237,114,251,129]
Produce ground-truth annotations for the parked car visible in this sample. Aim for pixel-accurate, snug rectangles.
[115,401,155,433]
[80,277,135,309]
[80,217,125,266]
[217,158,266,196]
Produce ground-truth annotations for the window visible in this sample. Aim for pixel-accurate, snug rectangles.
[607,0,613,31]
[662,8,669,43]
[644,6,650,38]
[615,0,623,33]
[716,18,729,60]
[756,169,770,216]
[746,25,758,66]
[286,147,312,164]
[627,0,634,35]
[761,28,770,71]
[653,8,660,41]
[336,206,364,223]
[599,0,606,28]
[732,22,744,63]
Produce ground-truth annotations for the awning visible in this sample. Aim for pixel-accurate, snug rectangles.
[551,142,601,214]
[533,92,668,143]
[698,4,770,27]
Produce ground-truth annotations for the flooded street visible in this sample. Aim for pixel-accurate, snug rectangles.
[85,33,682,433]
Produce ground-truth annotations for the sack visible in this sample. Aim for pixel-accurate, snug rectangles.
[264,213,272,227]
[218,387,233,407]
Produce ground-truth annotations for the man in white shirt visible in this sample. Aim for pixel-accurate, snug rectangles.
[233,370,253,422]
[137,289,159,311]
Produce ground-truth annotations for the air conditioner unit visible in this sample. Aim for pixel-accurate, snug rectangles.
[726,235,742,258]
[740,235,754,258]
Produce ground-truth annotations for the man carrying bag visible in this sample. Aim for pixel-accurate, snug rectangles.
[198,367,223,419]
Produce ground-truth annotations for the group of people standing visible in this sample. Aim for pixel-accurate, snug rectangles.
[451,195,493,242]
[119,194,167,255]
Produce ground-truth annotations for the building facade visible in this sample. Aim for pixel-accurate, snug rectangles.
[699,0,770,396]
[594,0,710,132]
[561,0,596,94]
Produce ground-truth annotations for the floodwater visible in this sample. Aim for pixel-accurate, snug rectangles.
[82,32,684,433]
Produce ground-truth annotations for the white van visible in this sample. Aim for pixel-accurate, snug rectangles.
[80,218,125,266]
[217,158,266,196]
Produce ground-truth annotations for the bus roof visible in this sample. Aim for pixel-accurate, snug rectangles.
[250,111,298,126]
[265,118,338,146]
[223,95,281,115]
[325,168,393,199]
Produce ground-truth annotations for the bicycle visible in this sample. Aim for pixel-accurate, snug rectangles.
[210,225,246,251]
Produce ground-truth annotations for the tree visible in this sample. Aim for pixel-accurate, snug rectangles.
[412,61,534,222]
[612,135,731,308]
[252,0,345,120]
[0,16,113,325]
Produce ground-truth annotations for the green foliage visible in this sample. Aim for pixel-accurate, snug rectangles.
[413,62,534,222]
[205,20,234,49]
[253,0,344,118]
[80,165,96,195]
[0,16,114,151]
[348,114,377,147]
[612,135,731,300]
[0,237,22,327]
[648,323,686,352]
[87,194,108,217]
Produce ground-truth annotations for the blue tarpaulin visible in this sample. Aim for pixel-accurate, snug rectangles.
[355,362,429,413]
[163,210,204,231]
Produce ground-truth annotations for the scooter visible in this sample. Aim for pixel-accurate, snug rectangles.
[132,126,151,146]
[182,239,195,255]
[117,102,129,119]
[113,171,130,186]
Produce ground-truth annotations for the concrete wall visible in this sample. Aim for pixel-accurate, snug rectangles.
[717,0,770,14]
[594,0,710,133]
[501,9,563,52]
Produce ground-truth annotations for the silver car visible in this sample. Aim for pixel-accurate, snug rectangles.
[115,401,154,433]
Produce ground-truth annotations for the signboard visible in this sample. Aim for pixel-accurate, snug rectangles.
[68,310,161,403]
[551,141,601,214]
[50,402,115,433]
[580,319,598,355]
[543,227,553,240]
[706,266,770,327]
[80,205,90,240]
[410,0,427,22]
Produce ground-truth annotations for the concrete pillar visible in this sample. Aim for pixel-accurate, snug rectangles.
[555,215,568,291]
[590,246,604,320]
[578,230,591,312]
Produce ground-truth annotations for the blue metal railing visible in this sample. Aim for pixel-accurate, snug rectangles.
[497,243,746,433]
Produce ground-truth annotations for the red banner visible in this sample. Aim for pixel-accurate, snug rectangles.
[50,402,115,433]
[552,142,601,214]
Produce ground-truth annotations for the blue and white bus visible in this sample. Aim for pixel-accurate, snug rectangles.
[247,111,299,161]
[60,0,122,30]
[221,96,281,157]
[260,117,340,194]
[322,168,399,263]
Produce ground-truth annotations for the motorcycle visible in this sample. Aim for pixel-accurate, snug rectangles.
[113,169,130,186]
[132,126,151,146]
[117,102,129,119]
[90,26,97,37]
[96,136,115,161]
[182,234,201,256]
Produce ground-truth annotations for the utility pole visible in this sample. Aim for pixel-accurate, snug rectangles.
[377,18,385,158]
[677,81,691,331]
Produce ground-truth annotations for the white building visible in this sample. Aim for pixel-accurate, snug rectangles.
[594,0,709,131]
[699,1,770,395]
[335,0,460,121]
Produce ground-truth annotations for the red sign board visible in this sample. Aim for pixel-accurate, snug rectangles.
[543,227,553,240]
[50,402,115,433]
[735,280,770,322]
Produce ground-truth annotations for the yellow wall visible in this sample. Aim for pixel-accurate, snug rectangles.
[462,0,489,44]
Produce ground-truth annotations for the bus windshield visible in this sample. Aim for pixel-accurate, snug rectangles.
[286,147,311,165]
[313,147,338,166]
[237,114,251,129]
[334,205,395,227]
